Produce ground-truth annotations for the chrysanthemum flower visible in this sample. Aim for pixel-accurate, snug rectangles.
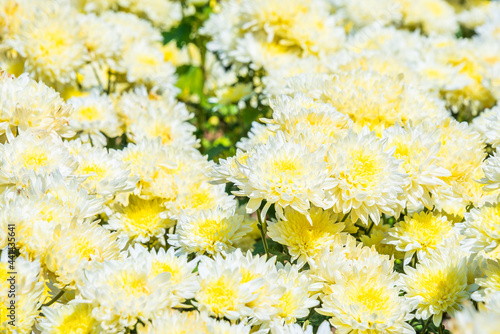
[384,211,456,264]
[325,127,407,225]
[456,203,500,259]
[136,309,209,334]
[108,195,174,245]
[69,141,138,198]
[77,256,179,332]
[383,125,450,208]
[402,248,475,326]
[317,255,414,334]
[8,3,87,84]
[45,220,125,288]
[194,254,264,320]
[122,41,177,91]
[163,181,237,218]
[78,13,123,68]
[169,208,252,255]
[0,129,77,189]
[223,250,283,322]
[0,255,44,333]
[310,235,394,291]
[265,93,352,151]
[399,0,458,35]
[128,245,200,303]
[269,320,331,334]
[38,303,101,334]
[471,105,500,148]
[448,298,500,334]
[68,90,123,146]
[472,259,500,303]
[233,131,333,221]
[435,119,486,188]
[267,206,347,265]
[0,72,73,137]
[480,150,500,193]
[274,263,320,324]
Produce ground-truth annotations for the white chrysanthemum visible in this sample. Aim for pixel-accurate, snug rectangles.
[384,211,457,264]
[479,150,500,193]
[383,125,450,208]
[291,71,449,134]
[163,181,237,218]
[0,255,44,333]
[310,235,393,290]
[332,0,402,27]
[269,320,331,334]
[0,129,77,189]
[231,33,301,71]
[194,254,265,320]
[169,207,253,255]
[38,302,102,334]
[125,104,198,149]
[448,299,500,334]
[45,220,124,288]
[118,87,195,147]
[137,309,209,334]
[399,0,459,35]
[222,250,283,322]
[68,90,123,146]
[262,57,328,97]
[0,72,73,137]
[143,148,215,200]
[77,13,123,68]
[128,0,182,30]
[402,248,475,326]
[233,131,333,221]
[456,203,500,259]
[236,122,274,152]
[472,105,500,147]
[0,190,65,260]
[318,265,414,334]
[435,119,486,186]
[265,93,352,151]
[108,195,173,245]
[118,86,191,124]
[326,127,407,225]
[77,256,179,332]
[122,41,177,91]
[101,11,163,47]
[209,149,250,185]
[268,206,347,265]
[27,170,106,221]
[8,3,87,84]
[69,141,138,198]
[472,259,500,303]
[274,263,320,324]
[129,245,200,302]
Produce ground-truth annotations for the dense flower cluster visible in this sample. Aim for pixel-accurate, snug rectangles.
[1,0,500,333]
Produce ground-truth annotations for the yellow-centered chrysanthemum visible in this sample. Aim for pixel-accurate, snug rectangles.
[384,211,456,264]
[402,248,475,326]
[267,206,347,265]
[325,127,407,225]
[108,195,174,245]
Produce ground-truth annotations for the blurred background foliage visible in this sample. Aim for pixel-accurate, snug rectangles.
[162,1,271,162]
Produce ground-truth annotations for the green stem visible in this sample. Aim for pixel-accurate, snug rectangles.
[41,289,65,308]
[438,323,445,334]
[366,220,374,235]
[256,208,270,258]
[420,317,432,334]
[91,64,104,90]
